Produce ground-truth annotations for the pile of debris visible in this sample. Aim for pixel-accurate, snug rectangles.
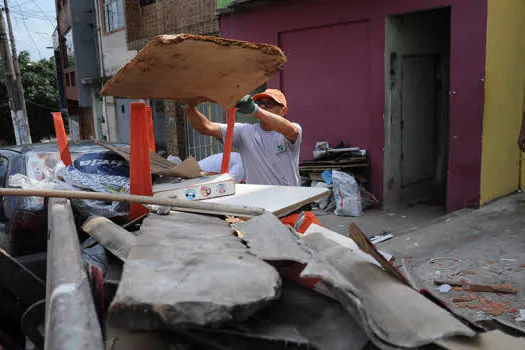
[301,141,378,216]
[79,208,493,350]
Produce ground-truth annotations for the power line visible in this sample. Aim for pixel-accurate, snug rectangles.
[27,99,59,111]
[25,0,54,26]
[13,0,44,59]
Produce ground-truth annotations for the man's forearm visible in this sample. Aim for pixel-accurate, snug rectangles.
[254,109,299,142]
[184,107,222,139]
[185,107,208,131]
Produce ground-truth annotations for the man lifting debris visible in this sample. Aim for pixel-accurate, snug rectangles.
[184,89,302,186]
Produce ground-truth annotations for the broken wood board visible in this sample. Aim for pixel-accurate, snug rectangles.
[203,184,329,217]
[108,212,281,330]
[434,280,517,294]
[349,223,409,285]
[100,34,287,108]
[92,139,201,178]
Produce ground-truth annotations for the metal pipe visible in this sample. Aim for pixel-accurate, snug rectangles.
[45,198,104,350]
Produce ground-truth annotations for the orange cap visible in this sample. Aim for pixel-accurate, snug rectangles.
[253,89,288,114]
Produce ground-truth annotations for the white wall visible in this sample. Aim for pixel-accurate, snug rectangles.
[99,30,136,142]
[101,30,137,77]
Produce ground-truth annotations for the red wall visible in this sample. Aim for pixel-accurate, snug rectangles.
[221,0,487,212]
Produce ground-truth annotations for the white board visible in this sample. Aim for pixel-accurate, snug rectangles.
[203,184,329,217]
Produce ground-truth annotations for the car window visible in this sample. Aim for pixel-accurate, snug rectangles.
[0,156,8,187]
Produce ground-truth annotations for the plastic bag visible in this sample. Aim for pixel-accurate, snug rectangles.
[360,185,379,210]
[8,172,75,211]
[167,155,182,165]
[60,152,130,194]
[332,170,363,217]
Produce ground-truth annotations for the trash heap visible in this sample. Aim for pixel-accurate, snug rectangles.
[300,141,378,217]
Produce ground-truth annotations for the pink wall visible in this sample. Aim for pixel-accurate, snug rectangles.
[221,0,487,212]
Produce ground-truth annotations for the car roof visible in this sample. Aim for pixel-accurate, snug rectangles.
[0,140,128,155]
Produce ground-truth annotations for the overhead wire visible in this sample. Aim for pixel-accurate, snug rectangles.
[25,0,54,26]
[13,0,56,59]
[12,0,43,59]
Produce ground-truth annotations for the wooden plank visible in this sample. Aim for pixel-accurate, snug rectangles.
[204,184,329,217]
[92,139,201,178]
[434,280,517,294]
[299,164,369,171]
[348,223,409,285]
[300,157,367,166]
[100,34,286,108]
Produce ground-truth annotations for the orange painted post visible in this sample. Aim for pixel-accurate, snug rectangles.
[52,112,72,166]
[129,102,152,218]
[221,108,236,173]
[145,106,156,153]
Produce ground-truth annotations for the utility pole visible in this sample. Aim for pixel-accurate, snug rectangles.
[4,0,30,143]
[0,1,31,144]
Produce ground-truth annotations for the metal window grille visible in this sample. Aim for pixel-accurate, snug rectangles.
[185,103,228,161]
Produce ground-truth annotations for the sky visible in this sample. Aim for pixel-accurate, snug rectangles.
[8,0,56,61]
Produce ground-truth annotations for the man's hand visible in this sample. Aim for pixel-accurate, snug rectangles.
[235,95,259,115]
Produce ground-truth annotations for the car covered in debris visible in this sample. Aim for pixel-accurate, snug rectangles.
[0,141,126,349]
[0,142,119,254]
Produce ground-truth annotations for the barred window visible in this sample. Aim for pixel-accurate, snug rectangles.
[103,0,125,33]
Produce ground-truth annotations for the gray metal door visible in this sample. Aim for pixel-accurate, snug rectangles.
[151,100,167,150]
[116,98,142,144]
[401,55,437,187]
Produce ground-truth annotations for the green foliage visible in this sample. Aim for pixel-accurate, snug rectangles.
[0,51,59,144]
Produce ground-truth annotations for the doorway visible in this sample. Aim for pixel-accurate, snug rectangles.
[384,7,451,210]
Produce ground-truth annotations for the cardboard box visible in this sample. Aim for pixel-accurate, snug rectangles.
[153,174,235,201]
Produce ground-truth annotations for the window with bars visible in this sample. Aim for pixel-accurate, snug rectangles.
[103,0,125,33]
[185,103,226,161]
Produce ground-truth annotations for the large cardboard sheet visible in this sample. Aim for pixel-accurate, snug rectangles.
[92,139,201,178]
[100,34,287,108]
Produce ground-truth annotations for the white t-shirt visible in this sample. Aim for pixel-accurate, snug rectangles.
[198,152,245,183]
[218,123,302,186]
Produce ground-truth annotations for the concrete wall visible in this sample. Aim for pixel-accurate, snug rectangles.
[70,0,100,107]
[101,31,137,77]
[220,0,488,212]
[480,0,525,205]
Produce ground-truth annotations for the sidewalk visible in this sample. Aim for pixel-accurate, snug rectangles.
[316,204,450,237]
[379,193,525,333]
